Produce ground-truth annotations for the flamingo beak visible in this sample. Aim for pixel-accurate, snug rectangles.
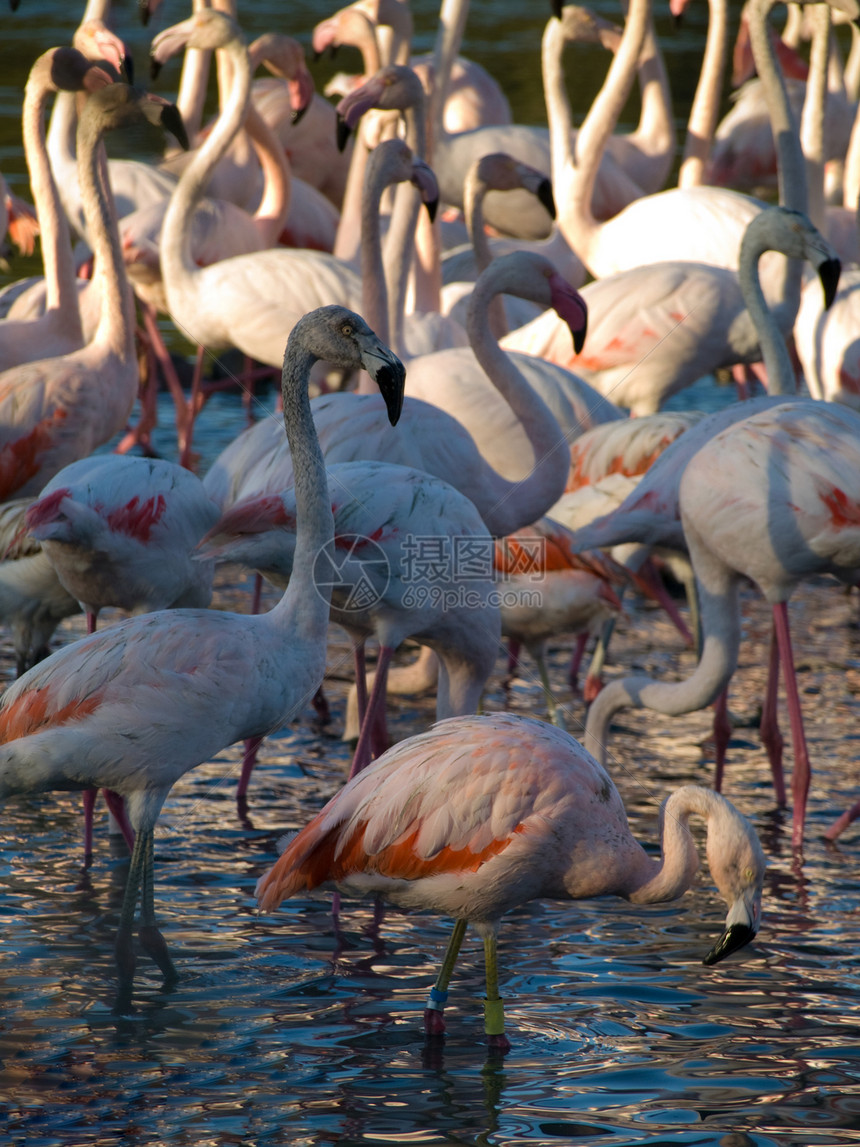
[537,177,556,220]
[358,336,405,425]
[818,256,841,309]
[336,114,352,152]
[703,922,756,965]
[549,272,588,354]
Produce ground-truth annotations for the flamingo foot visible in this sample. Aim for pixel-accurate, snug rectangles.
[139,924,178,985]
[423,1008,446,1036]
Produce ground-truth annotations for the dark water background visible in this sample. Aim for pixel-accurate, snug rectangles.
[1,3,860,1146]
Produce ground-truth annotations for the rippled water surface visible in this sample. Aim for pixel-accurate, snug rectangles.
[2,2,860,1145]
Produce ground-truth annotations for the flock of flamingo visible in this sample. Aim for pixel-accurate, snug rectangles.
[0,0,858,1049]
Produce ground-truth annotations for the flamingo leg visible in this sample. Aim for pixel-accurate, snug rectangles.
[568,631,589,694]
[348,645,394,779]
[536,652,565,730]
[482,928,511,1053]
[353,641,368,731]
[824,795,860,842]
[102,789,135,852]
[114,826,148,1010]
[424,918,467,1037]
[137,829,176,985]
[759,618,788,809]
[712,686,732,792]
[584,614,615,702]
[772,601,810,850]
[82,788,98,868]
[237,736,264,801]
[506,638,521,678]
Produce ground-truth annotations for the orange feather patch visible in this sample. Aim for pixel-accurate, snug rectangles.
[0,685,103,745]
[0,409,67,501]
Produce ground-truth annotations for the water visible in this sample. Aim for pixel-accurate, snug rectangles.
[1,3,860,1145]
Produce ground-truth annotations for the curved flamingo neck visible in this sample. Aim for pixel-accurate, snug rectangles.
[244,103,290,247]
[163,35,249,293]
[464,169,507,340]
[76,109,134,358]
[382,98,428,354]
[359,153,397,351]
[748,0,806,215]
[23,58,82,332]
[626,16,675,188]
[275,340,333,629]
[332,13,382,264]
[738,223,797,393]
[465,266,569,532]
[679,0,727,188]
[799,3,830,232]
[548,0,650,270]
[584,544,741,764]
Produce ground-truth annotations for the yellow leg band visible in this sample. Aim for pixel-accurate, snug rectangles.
[483,997,506,1037]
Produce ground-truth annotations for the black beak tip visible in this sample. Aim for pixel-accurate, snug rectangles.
[551,0,564,17]
[538,178,556,221]
[122,54,135,85]
[291,103,308,126]
[820,257,841,309]
[150,56,163,82]
[139,0,150,26]
[161,103,189,151]
[672,12,683,28]
[703,923,756,966]
[336,113,352,153]
[424,196,439,224]
[376,361,406,426]
[573,323,587,355]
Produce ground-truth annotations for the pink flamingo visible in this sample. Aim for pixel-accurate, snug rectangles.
[0,498,80,676]
[0,304,405,1005]
[0,48,113,373]
[584,401,860,851]
[196,459,501,780]
[0,84,186,503]
[202,250,589,541]
[24,453,221,862]
[256,711,766,1051]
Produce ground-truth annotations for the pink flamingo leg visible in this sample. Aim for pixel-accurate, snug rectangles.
[237,736,264,800]
[568,632,589,693]
[349,645,394,779]
[712,687,731,792]
[82,788,98,867]
[759,618,788,808]
[824,796,860,842]
[772,602,811,850]
[353,641,368,730]
[102,789,135,851]
[506,638,521,677]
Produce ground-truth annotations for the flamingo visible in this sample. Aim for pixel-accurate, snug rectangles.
[25,454,221,633]
[0,48,113,374]
[0,83,186,504]
[196,460,502,780]
[0,498,80,676]
[46,11,179,243]
[153,11,456,378]
[203,250,590,542]
[585,401,860,853]
[256,711,766,1051]
[401,250,618,487]
[0,304,405,1005]
[503,197,841,415]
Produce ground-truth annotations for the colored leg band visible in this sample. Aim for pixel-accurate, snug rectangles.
[428,987,448,1008]
[483,997,506,1036]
